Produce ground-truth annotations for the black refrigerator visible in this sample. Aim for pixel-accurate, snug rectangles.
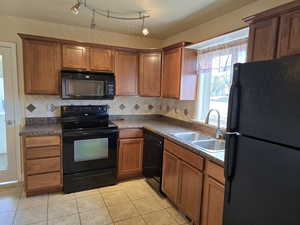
[223,55,300,225]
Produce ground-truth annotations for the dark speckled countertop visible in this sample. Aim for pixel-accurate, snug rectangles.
[113,119,224,166]
[20,116,224,166]
[19,124,62,136]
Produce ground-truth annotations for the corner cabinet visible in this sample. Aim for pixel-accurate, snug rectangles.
[245,1,300,62]
[21,37,61,95]
[114,51,139,96]
[162,43,198,100]
[139,52,162,97]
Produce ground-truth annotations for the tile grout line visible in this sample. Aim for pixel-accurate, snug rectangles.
[75,196,83,225]
[46,193,49,225]
[11,188,22,225]
[97,188,116,225]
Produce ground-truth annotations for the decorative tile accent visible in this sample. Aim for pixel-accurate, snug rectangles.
[134,104,140,110]
[119,104,126,110]
[26,104,36,112]
[184,109,188,116]
[148,105,154,110]
[48,104,58,112]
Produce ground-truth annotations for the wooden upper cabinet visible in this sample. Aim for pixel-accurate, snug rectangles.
[162,44,197,100]
[90,47,113,71]
[177,160,203,225]
[201,177,225,225]
[247,18,279,62]
[139,52,162,97]
[162,150,180,204]
[62,44,89,70]
[118,138,144,177]
[114,51,138,96]
[22,39,61,95]
[278,9,300,57]
[162,48,182,99]
[245,0,300,61]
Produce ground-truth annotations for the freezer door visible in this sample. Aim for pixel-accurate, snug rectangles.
[223,135,300,225]
[228,55,300,148]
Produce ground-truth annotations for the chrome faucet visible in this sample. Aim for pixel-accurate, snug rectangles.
[205,109,223,139]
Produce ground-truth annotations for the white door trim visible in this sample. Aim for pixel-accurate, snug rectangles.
[0,41,22,183]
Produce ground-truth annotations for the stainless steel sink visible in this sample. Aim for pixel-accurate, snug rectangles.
[192,139,225,152]
[172,132,212,142]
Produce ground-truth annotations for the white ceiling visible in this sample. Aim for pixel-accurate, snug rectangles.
[0,0,257,39]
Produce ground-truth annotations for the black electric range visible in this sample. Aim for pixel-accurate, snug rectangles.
[61,105,118,193]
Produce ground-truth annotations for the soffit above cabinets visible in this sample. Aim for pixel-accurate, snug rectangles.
[0,0,257,39]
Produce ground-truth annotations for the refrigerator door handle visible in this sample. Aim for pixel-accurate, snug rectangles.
[224,131,238,202]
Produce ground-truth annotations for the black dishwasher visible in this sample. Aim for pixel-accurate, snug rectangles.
[143,129,164,194]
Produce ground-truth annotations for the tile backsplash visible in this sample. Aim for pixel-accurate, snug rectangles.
[24,95,197,122]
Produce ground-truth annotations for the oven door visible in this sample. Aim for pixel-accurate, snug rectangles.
[63,128,118,174]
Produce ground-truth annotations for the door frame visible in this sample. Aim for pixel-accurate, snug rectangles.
[0,41,21,184]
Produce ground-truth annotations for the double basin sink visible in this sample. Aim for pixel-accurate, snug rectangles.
[172,132,225,153]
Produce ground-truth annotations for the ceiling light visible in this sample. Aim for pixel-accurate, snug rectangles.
[142,27,149,36]
[141,16,150,36]
[71,1,81,15]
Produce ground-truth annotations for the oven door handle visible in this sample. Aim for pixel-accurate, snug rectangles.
[63,129,118,137]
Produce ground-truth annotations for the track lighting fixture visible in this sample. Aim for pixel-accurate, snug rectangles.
[90,9,96,29]
[141,16,149,36]
[71,0,81,15]
[70,0,150,36]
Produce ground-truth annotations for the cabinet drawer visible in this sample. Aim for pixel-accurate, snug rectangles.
[27,157,61,175]
[164,140,204,171]
[26,146,60,159]
[27,172,61,190]
[119,129,144,139]
[206,160,225,184]
[25,135,61,148]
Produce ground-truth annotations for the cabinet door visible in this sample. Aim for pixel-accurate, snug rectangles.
[62,44,89,70]
[278,10,300,57]
[115,51,138,96]
[247,18,279,62]
[177,161,203,225]
[139,52,162,97]
[90,47,113,71]
[118,138,143,177]
[162,48,182,99]
[162,151,179,203]
[201,177,225,225]
[23,39,61,94]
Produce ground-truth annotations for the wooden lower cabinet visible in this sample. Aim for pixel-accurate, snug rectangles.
[177,161,203,225]
[201,177,225,225]
[162,150,180,203]
[23,135,62,196]
[162,140,204,224]
[118,137,144,179]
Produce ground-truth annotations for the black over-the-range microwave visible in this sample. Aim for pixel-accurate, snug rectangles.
[61,70,115,100]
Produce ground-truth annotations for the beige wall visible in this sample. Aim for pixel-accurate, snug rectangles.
[162,0,295,46]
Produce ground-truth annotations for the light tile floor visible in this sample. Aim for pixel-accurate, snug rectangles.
[0,178,192,225]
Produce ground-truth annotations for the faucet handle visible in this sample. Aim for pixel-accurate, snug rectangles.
[216,128,223,139]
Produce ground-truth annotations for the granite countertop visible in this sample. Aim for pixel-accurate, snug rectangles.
[113,119,225,166]
[20,116,224,166]
[19,124,62,136]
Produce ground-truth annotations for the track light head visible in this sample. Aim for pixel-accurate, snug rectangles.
[71,1,81,15]
[142,27,149,36]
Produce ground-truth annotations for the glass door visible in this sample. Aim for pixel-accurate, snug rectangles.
[0,45,18,183]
